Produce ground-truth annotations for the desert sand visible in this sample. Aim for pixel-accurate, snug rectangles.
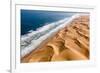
[21,15,89,63]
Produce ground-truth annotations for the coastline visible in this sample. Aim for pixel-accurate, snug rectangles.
[21,14,90,63]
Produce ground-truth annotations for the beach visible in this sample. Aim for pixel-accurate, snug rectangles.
[21,14,89,63]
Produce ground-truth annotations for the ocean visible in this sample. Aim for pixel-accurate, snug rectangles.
[21,10,74,35]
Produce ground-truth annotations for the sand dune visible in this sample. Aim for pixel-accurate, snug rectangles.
[21,14,89,63]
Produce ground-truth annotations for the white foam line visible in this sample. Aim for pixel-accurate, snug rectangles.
[21,14,89,57]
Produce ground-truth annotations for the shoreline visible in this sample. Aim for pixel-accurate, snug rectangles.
[21,14,88,57]
[21,14,90,63]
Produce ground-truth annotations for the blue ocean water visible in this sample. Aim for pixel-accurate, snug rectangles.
[21,10,74,35]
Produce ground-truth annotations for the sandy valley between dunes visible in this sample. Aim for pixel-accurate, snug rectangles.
[21,15,90,63]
